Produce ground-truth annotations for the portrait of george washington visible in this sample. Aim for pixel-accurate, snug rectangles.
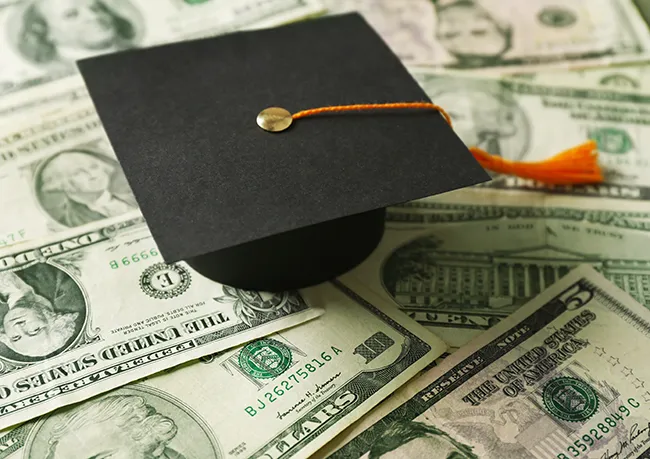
[35,150,138,228]
[0,266,86,360]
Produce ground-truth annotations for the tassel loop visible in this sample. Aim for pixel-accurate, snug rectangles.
[284,102,605,185]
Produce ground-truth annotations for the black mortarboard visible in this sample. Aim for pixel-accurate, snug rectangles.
[77,13,489,292]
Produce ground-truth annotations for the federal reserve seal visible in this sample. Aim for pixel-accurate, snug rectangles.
[589,127,634,154]
[543,377,599,422]
[140,262,191,300]
[239,338,292,380]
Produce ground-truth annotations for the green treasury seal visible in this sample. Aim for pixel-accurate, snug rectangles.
[239,338,292,380]
[543,377,599,422]
[140,262,192,300]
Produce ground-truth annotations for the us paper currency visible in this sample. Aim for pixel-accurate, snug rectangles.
[323,0,650,73]
[412,69,650,200]
[0,76,89,126]
[339,193,650,348]
[0,277,445,459]
[0,104,128,248]
[0,0,323,98]
[323,265,650,459]
[518,66,650,93]
[0,215,327,429]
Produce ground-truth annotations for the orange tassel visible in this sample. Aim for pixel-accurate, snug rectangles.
[289,102,605,185]
[470,140,603,185]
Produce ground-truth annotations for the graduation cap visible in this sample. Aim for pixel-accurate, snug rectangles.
[76,13,491,292]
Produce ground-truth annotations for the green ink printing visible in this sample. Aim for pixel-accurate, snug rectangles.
[243,345,343,417]
[589,127,634,154]
[543,377,599,422]
[239,338,293,380]
[554,398,640,459]
[110,248,159,269]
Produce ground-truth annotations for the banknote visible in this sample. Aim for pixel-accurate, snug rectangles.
[411,69,650,201]
[339,193,650,348]
[0,104,129,248]
[322,0,650,72]
[322,265,650,459]
[0,277,445,459]
[0,0,323,98]
[516,65,650,93]
[0,76,89,125]
[0,215,328,429]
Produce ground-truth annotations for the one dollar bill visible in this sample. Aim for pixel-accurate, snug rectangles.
[0,215,325,429]
[412,69,650,201]
[0,277,446,459]
[323,265,650,459]
[0,104,130,248]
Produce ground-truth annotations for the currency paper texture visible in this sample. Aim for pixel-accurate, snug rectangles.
[520,66,650,93]
[0,216,325,429]
[0,104,129,248]
[0,279,446,459]
[0,76,89,124]
[412,69,650,201]
[340,193,650,348]
[323,0,650,73]
[0,0,323,98]
[324,265,650,459]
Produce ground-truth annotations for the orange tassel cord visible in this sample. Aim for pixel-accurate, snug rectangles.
[291,102,604,185]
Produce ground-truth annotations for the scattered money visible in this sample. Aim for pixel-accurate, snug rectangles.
[0,276,445,459]
[341,193,650,348]
[323,0,650,73]
[322,265,650,459]
[4,0,650,455]
[0,0,323,98]
[0,216,327,429]
[411,68,650,200]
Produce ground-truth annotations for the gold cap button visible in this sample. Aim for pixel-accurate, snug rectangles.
[257,107,292,132]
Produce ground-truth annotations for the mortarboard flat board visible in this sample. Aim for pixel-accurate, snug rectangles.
[77,13,490,292]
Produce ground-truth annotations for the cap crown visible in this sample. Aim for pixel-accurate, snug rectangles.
[78,13,489,262]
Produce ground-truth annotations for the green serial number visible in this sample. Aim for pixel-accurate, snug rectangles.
[557,398,641,459]
[245,346,343,417]
[109,248,160,269]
